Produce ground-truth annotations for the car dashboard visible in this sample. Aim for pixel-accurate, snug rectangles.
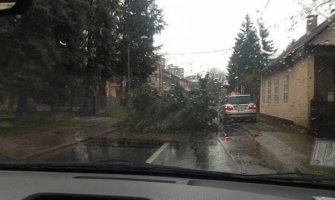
[0,170,333,200]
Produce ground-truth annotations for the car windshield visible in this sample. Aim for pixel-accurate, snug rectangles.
[0,0,335,185]
[227,96,251,104]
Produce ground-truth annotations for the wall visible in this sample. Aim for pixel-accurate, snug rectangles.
[148,66,163,90]
[260,56,315,128]
[177,79,191,91]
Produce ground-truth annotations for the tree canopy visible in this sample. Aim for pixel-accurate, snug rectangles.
[0,0,165,113]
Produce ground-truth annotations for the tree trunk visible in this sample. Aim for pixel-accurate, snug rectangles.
[7,94,16,112]
[120,78,127,106]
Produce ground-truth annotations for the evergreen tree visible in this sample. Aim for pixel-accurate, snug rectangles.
[258,20,276,68]
[227,15,263,97]
[116,0,165,89]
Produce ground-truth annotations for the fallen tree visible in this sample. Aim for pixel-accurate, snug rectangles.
[127,77,217,133]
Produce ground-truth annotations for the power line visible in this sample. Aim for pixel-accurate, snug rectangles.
[161,48,232,56]
[264,0,271,10]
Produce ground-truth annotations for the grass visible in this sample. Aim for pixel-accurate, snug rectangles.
[0,119,79,137]
[301,165,335,185]
[257,116,307,134]
[102,106,128,118]
[304,164,335,176]
[0,108,127,137]
[273,131,314,157]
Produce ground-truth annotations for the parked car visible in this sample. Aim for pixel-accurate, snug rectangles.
[220,95,257,123]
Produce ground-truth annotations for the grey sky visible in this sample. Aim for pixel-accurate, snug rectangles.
[154,0,328,76]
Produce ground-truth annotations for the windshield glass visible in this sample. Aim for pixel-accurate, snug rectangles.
[0,0,335,185]
[227,96,251,104]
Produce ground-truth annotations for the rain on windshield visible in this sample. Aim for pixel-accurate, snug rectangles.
[0,0,334,180]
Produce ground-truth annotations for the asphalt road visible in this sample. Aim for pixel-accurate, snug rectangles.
[32,122,277,175]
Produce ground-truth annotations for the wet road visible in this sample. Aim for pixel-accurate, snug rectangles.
[220,123,276,174]
[152,134,236,173]
[31,122,277,175]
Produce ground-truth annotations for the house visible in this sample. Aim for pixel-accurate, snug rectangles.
[148,58,165,90]
[148,60,192,92]
[185,75,200,90]
[161,70,190,92]
[260,15,335,130]
[177,78,191,92]
[166,64,184,78]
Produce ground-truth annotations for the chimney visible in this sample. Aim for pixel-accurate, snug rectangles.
[306,15,318,32]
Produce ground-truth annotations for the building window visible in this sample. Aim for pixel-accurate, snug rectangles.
[267,81,272,103]
[284,75,289,103]
[274,79,279,104]
[262,81,266,103]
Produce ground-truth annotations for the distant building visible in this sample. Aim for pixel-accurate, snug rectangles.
[161,71,191,92]
[148,58,166,90]
[148,61,192,92]
[166,64,184,78]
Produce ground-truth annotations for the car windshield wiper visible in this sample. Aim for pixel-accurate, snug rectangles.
[93,159,155,170]
[0,160,154,172]
[92,159,239,176]
[244,173,335,183]
[0,161,334,186]
[0,160,240,177]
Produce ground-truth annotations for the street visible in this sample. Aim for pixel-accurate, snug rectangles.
[30,121,278,175]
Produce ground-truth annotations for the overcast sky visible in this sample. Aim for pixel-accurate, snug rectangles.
[153,0,330,76]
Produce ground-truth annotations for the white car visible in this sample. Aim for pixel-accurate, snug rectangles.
[220,95,257,123]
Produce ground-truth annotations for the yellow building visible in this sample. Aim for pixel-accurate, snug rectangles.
[260,15,335,129]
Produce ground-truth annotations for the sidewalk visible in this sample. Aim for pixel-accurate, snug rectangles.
[0,117,124,160]
[242,119,314,173]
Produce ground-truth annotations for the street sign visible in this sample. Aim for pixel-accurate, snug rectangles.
[311,139,335,167]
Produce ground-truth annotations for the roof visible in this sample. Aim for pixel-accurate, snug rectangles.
[163,70,190,83]
[267,14,335,70]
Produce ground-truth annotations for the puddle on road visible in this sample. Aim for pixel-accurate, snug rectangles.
[220,123,278,174]
[32,137,165,163]
[152,138,237,173]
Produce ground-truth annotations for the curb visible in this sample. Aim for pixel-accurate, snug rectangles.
[217,138,243,174]
[20,126,125,160]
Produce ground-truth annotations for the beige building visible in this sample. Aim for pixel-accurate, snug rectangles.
[166,64,184,78]
[177,78,191,91]
[148,58,165,90]
[260,15,335,129]
[148,59,192,92]
[160,71,191,92]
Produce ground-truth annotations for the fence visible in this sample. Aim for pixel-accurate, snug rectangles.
[0,95,122,119]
